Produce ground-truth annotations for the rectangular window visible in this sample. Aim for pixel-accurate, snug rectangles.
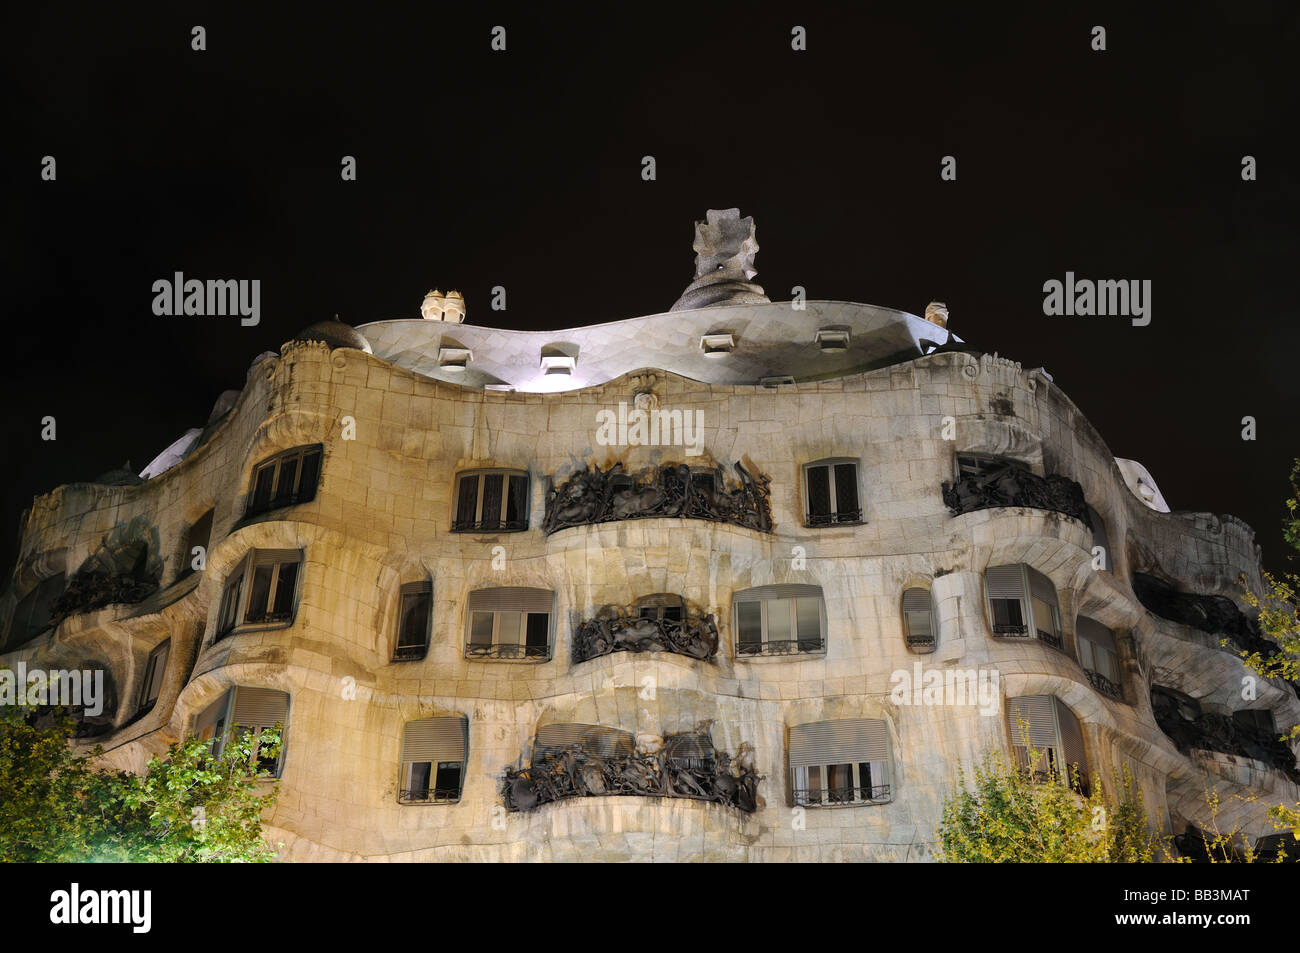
[393,581,432,661]
[400,716,467,803]
[1007,695,1089,796]
[464,588,553,660]
[246,446,323,518]
[451,470,529,532]
[803,460,862,526]
[986,565,1030,637]
[1077,617,1123,700]
[137,639,171,713]
[197,687,290,778]
[789,719,891,806]
[216,550,302,639]
[734,585,825,656]
[178,509,214,580]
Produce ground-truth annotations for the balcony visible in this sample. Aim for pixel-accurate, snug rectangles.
[1085,669,1124,700]
[737,637,825,657]
[805,508,862,528]
[398,788,460,805]
[541,461,773,534]
[1132,572,1282,662]
[941,465,1090,524]
[1151,686,1299,783]
[464,643,549,661]
[572,609,719,663]
[792,784,891,806]
[391,643,428,663]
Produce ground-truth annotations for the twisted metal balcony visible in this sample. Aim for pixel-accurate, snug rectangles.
[942,465,1091,524]
[573,608,718,662]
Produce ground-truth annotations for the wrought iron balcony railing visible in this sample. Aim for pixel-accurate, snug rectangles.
[1085,668,1123,700]
[391,642,429,662]
[1035,628,1065,651]
[450,518,529,533]
[737,638,825,656]
[805,508,863,527]
[792,784,891,806]
[992,623,1029,636]
[398,788,461,804]
[905,634,936,650]
[464,642,549,661]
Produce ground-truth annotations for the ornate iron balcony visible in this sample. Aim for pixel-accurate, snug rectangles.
[464,642,549,661]
[737,638,825,656]
[805,508,863,527]
[905,634,936,650]
[993,623,1029,636]
[573,608,719,662]
[542,461,773,534]
[942,465,1091,524]
[1036,628,1065,651]
[792,784,891,806]
[398,788,461,804]
[1085,669,1123,700]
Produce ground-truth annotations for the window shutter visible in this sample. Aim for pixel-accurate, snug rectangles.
[467,587,553,613]
[735,584,823,603]
[985,565,1025,600]
[194,690,231,737]
[1006,695,1057,748]
[401,716,466,763]
[901,588,931,614]
[252,548,302,566]
[789,719,889,769]
[1076,616,1116,652]
[232,687,289,726]
[1026,566,1058,607]
[534,723,634,759]
[833,463,859,514]
[805,465,831,516]
[1054,697,1088,780]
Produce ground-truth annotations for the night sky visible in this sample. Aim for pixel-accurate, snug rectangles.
[5,3,1298,579]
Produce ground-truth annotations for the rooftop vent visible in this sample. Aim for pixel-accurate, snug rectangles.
[540,354,576,376]
[700,332,736,358]
[484,383,515,392]
[814,328,850,352]
[759,375,795,388]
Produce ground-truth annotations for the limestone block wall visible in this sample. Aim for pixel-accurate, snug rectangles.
[2,338,1296,860]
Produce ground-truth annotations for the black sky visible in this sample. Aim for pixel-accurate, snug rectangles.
[4,2,1298,578]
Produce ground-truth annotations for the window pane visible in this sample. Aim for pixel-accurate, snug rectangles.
[992,598,1024,631]
[858,762,875,798]
[906,609,932,640]
[1032,598,1059,636]
[455,475,479,528]
[399,591,430,648]
[766,599,792,643]
[525,613,549,654]
[736,602,762,651]
[807,765,823,803]
[270,561,298,618]
[272,456,298,507]
[795,597,820,646]
[833,463,859,517]
[219,575,243,631]
[1079,639,1096,670]
[496,610,521,644]
[251,465,274,512]
[408,761,432,798]
[662,605,683,624]
[297,450,321,504]
[827,764,853,802]
[806,465,831,519]
[480,474,504,528]
[505,474,528,526]
[434,762,462,799]
[469,611,494,645]
[246,565,274,622]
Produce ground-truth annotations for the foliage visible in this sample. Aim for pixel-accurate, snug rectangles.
[0,707,282,862]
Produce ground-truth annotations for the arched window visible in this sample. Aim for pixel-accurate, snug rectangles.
[901,587,937,653]
[733,584,826,656]
[399,716,467,803]
[452,469,530,532]
[1006,695,1088,795]
[464,587,553,660]
[789,719,892,806]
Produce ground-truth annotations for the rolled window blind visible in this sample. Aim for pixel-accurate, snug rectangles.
[985,565,1025,600]
[232,687,289,726]
[1006,695,1057,748]
[735,584,823,603]
[402,716,467,763]
[467,587,553,613]
[1054,697,1088,779]
[901,587,931,613]
[1026,566,1058,607]
[789,719,889,768]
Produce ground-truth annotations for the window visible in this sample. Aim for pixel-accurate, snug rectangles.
[1232,708,1276,736]
[789,719,892,806]
[193,687,290,778]
[733,584,825,656]
[216,549,302,639]
[1006,695,1089,795]
[464,587,553,660]
[956,453,1029,479]
[399,716,467,803]
[452,469,529,532]
[1086,505,1110,571]
[393,580,432,661]
[178,509,213,579]
[985,564,1064,651]
[902,587,937,653]
[246,445,322,517]
[803,459,862,526]
[635,593,684,624]
[1077,617,1123,700]
[137,639,171,714]
[4,572,66,650]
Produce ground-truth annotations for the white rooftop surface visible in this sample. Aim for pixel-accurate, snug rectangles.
[358,300,960,393]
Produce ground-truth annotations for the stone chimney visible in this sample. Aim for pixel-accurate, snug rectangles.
[670,208,772,312]
[924,301,949,328]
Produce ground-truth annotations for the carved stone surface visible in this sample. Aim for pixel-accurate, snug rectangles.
[573,607,719,663]
[542,461,773,534]
[50,519,162,625]
[1132,572,1279,660]
[670,209,771,312]
[502,726,760,813]
[1150,686,1299,782]
[941,465,1091,524]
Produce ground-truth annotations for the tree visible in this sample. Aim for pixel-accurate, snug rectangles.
[0,707,283,862]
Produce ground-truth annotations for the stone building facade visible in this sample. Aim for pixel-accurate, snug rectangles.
[2,211,1296,861]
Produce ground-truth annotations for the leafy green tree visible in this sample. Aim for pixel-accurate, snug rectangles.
[0,707,283,862]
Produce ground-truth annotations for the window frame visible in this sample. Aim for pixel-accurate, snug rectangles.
[398,716,468,805]
[463,588,554,661]
[214,549,304,641]
[901,587,937,653]
[193,687,290,779]
[955,452,1031,481]
[450,468,530,533]
[245,444,323,518]
[788,719,893,807]
[1006,694,1089,796]
[985,563,1064,652]
[136,639,171,714]
[732,585,827,657]
[801,458,864,527]
[1076,617,1124,701]
[392,579,433,662]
